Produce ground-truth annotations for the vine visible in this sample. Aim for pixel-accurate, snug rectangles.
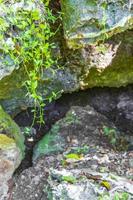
[0,0,58,125]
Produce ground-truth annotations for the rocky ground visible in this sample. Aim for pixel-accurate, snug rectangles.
[10,102,133,200]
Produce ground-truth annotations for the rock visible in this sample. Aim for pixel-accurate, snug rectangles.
[0,106,25,199]
[129,158,133,168]
[49,170,98,200]
[117,91,133,133]
[61,0,133,88]
[33,124,65,161]
[64,29,133,89]
[12,105,133,200]
[0,106,25,155]
[0,135,22,200]
[61,0,133,48]
[33,105,115,160]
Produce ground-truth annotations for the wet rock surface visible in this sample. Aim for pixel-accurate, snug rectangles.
[12,105,133,200]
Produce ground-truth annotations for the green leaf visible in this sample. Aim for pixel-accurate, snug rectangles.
[101,180,111,190]
[31,10,40,20]
[61,175,77,184]
[65,153,82,160]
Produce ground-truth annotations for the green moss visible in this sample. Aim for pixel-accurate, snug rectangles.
[33,124,65,160]
[0,105,25,158]
[81,58,133,88]
[80,31,133,88]
[0,66,26,99]
[0,134,16,150]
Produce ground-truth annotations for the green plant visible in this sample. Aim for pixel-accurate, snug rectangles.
[100,1,109,42]
[98,192,130,200]
[113,192,129,200]
[61,175,77,184]
[66,145,89,155]
[102,126,117,146]
[22,127,31,137]
[0,0,59,125]
[65,153,82,160]
[102,126,128,150]
[98,193,110,200]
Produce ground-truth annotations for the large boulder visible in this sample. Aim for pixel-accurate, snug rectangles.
[61,0,133,48]
[61,0,133,88]
[0,106,25,199]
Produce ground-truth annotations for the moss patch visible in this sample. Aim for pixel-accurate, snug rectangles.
[0,134,16,150]
[0,106,25,158]
[33,124,65,160]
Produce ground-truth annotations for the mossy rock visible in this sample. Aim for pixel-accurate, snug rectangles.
[0,105,25,158]
[33,124,65,161]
